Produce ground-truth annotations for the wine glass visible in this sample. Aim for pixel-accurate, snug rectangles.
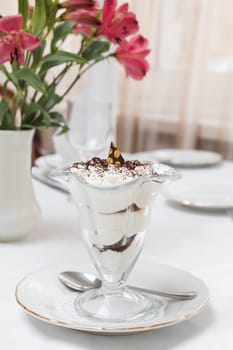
[67,97,115,161]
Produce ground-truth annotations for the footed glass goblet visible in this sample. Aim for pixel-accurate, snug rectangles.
[52,162,180,322]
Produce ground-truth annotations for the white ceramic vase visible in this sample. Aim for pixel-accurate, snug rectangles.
[0,130,41,241]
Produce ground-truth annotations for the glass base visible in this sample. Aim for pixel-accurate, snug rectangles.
[74,285,165,323]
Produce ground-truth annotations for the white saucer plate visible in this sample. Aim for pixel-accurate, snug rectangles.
[152,149,222,167]
[164,181,233,210]
[32,167,69,194]
[34,154,63,170]
[16,260,209,335]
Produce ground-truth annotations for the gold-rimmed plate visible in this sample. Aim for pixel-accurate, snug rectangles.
[15,260,209,335]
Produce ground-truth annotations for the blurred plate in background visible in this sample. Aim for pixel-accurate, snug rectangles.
[163,181,233,210]
[152,149,222,167]
[34,154,63,170]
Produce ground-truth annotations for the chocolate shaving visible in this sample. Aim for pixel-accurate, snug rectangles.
[73,157,108,170]
[129,203,142,212]
[72,157,145,172]
[70,156,158,181]
[93,234,136,253]
[100,203,142,215]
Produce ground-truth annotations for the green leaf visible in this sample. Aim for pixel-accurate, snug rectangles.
[0,113,14,129]
[19,124,33,130]
[0,66,16,91]
[0,99,10,118]
[32,39,46,69]
[24,102,42,122]
[82,41,110,61]
[51,22,75,52]
[38,86,62,111]
[46,111,68,133]
[12,67,47,95]
[57,123,69,135]
[3,79,11,96]
[18,0,29,30]
[0,99,14,129]
[23,103,50,126]
[28,115,45,127]
[31,0,46,35]
[44,0,58,28]
[0,65,11,80]
[39,51,87,73]
[49,111,65,122]
[23,102,51,127]
[7,71,20,89]
[22,106,67,130]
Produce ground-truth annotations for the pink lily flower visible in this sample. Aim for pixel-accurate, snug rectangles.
[67,9,101,35]
[115,35,150,80]
[98,0,139,44]
[0,14,40,65]
[61,0,98,9]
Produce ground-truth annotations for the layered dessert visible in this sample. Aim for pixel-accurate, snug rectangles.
[67,145,168,284]
[52,143,180,321]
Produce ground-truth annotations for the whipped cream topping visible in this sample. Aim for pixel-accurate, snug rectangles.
[68,157,158,186]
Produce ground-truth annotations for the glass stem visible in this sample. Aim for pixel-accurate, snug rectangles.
[101,280,126,294]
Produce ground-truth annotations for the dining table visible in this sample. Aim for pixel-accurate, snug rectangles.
[1,158,233,349]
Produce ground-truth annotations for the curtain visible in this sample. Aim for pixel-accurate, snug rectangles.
[117,0,233,159]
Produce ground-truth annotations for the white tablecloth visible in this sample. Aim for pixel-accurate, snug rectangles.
[1,162,233,349]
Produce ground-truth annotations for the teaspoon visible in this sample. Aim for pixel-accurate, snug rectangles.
[59,271,197,300]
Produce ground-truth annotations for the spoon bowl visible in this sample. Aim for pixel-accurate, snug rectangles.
[59,271,197,300]
[59,271,101,292]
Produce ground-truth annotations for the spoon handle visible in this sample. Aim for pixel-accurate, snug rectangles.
[129,285,196,300]
[59,271,197,300]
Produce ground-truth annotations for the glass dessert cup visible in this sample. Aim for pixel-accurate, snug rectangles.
[52,162,180,323]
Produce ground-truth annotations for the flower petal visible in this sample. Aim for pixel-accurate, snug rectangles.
[119,57,149,80]
[128,35,149,54]
[16,48,25,65]
[20,33,41,51]
[109,15,139,42]
[118,3,128,13]
[62,0,96,8]
[103,0,117,20]
[115,35,150,80]
[0,40,13,64]
[73,24,93,36]
[99,2,139,44]
[68,10,101,26]
[0,15,22,34]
